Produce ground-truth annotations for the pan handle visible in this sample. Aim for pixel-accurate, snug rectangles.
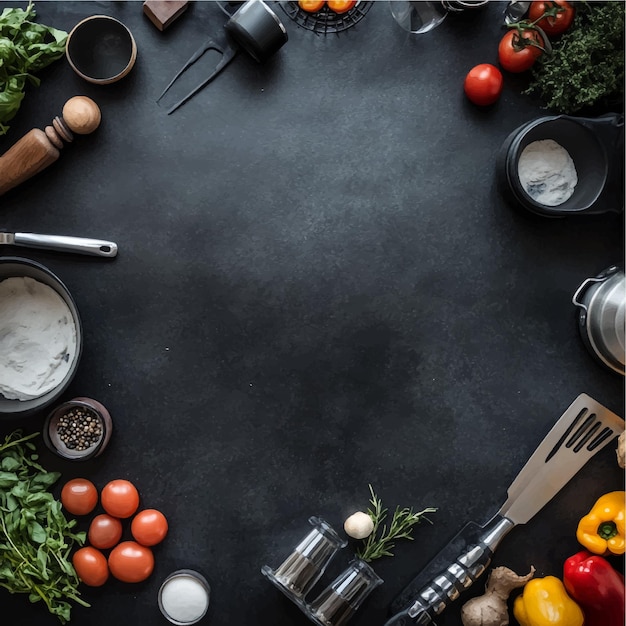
[14,233,118,258]
[384,515,515,626]
[572,265,619,310]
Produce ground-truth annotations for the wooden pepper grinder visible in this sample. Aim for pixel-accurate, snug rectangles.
[0,95,101,196]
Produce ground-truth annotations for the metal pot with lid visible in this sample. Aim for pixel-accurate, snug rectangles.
[572,265,625,375]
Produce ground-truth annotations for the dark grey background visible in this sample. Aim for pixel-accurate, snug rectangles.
[0,2,624,625]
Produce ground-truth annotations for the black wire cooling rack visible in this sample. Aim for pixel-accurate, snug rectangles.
[279,1,374,34]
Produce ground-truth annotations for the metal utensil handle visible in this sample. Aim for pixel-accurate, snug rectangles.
[572,266,619,309]
[14,233,118,257]
[385,516,514,626]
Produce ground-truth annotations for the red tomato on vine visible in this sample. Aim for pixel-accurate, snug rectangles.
[498,28,544,73]
[528,0,575,36]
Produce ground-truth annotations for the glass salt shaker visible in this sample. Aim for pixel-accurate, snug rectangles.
[306,558,383,626]
[389,1,449,34]
[261,516,347,604]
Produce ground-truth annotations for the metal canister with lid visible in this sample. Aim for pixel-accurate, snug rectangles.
[572,266,625,376]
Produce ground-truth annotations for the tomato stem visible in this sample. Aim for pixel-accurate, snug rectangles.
[510,1,564,29]
[508,27,549,55]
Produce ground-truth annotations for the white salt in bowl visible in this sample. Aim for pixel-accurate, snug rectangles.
[499,116,608,217]
[158,569,211,625]
[0,257,83,418]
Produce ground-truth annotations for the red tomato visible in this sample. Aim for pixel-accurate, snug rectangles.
[463,64,503,106]
[327,0,357,13]
[498,29,543,73]
[528,0,574,36]
[101,479,140,518]
[298,0,325,11]
[88,514,123,550]
[61,478,98,516]
[131,509,169,546]
[73,546,109,587]
[108,541,155,583]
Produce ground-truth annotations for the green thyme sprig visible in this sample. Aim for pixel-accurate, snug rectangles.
[356,485,437,562]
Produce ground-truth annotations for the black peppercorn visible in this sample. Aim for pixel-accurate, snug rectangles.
[57,407,103,452]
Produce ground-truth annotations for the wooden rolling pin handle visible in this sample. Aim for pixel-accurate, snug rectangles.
[0,96,101,197]
[0,129,60,195]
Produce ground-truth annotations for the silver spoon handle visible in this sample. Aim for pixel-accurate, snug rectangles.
[14,233,118,257]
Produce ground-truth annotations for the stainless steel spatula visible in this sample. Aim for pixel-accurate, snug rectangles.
[385,393,624,626]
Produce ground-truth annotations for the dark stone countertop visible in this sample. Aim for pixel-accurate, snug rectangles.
[0,2,624,626]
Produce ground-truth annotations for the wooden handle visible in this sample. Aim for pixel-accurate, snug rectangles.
[0,129,60,195]
[0,96,101,196]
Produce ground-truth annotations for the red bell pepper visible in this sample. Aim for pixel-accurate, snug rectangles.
[563,550,625,626]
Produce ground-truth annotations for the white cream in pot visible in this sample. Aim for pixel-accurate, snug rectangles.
[0,276,77,401]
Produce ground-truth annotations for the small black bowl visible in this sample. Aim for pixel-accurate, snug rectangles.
[0,257,83,418]
[66,15,137,84]
[498,116,608,217]
[43,397,113,461]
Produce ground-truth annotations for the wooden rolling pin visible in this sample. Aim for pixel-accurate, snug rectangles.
[0,96,101,196]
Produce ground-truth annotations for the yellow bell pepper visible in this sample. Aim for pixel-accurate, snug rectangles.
[513,576,584,626]
[576,490,625,556]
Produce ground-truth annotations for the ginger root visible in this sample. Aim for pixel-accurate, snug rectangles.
[460,565,535,626]
[617,431,625,469]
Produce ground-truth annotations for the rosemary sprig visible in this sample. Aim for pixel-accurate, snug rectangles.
[356,485,437,563]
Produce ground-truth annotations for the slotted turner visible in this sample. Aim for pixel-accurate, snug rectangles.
[385,393,624,626]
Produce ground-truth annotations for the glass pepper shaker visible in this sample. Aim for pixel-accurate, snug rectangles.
[262,516,347,604]
[307,558,383,626]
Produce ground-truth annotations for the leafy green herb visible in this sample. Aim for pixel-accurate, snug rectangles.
[356,485,437,562]
[0,1,68,135]
[524,1,625,114]
[0,430,88,624]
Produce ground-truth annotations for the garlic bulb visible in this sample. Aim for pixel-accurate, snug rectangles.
[344,511,374,539]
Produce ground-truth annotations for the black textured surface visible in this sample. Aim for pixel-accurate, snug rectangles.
[0,2,624,626]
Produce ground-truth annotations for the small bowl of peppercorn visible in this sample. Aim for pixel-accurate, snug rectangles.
[43,397,113,461]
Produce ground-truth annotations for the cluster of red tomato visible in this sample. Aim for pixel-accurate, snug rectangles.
[298,0,357,15]
[61,478,168,587]
[463,0,575,106]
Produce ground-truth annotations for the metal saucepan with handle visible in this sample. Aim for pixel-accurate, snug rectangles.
[573,265,625,376]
